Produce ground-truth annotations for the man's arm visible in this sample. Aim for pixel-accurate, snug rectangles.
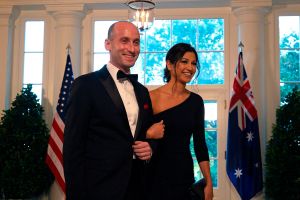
[63,77,91,198]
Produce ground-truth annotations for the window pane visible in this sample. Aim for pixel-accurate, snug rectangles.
[94,21,115,52]
[204,101,217,158]
[23,53,43,84]
[280,83,300,102]
[24,21,44,52]
[198,52,224,84]
[190,100,218,187]
[94,53,109,71]
[206,130,217,158]
[204,101,217,128]
[24,84,42,104]
[31,84,42,103]
[131,53,145,83]
[146,20,171,52]
[279,16,299,49]
[140,32,146,52]
[191,141,218,188]
[145,53,166,85]
[198,18,224,51]
[209,159,218,187]
[280,50,300,82]
[172,19,197,46]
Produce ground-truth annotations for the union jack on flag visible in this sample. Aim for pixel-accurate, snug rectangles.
[46,54,74,197]
[226,52,263,200]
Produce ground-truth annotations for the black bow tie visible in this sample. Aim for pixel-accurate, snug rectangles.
[117,70,138,82]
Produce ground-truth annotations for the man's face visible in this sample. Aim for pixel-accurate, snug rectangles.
[105,22,140,73]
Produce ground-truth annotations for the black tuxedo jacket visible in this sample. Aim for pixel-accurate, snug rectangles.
[63,66,154,200]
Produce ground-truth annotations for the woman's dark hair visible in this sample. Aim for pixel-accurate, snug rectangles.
[163,43,200,82]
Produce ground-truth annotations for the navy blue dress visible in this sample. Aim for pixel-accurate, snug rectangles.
[147,92,209,200]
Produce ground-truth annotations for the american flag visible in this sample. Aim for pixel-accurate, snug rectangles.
[46,54,74,195]
[226,52,263,200]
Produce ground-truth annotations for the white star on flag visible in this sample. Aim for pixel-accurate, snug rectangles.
[246,131,254,142]
[234,168,243,178]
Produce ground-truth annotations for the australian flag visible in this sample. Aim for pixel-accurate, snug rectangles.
[226,52,263,200]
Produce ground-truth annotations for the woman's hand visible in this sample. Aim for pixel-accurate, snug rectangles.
[204,181,213,200]
[199,161,214,200]
[146,120,165,139]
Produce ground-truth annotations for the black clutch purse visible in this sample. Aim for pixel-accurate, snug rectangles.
[189,178,206,200]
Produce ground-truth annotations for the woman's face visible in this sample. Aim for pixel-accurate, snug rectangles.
[168,51,197,84]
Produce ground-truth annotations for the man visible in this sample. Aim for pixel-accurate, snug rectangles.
[63,21,162,200]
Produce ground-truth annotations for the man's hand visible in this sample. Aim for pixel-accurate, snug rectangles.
[133,141,152,160]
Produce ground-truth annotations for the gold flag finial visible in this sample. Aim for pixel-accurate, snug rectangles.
[66,44,71,54]
[238,41,244,53]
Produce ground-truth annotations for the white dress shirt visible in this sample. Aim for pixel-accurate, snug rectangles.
[107,63,139,137]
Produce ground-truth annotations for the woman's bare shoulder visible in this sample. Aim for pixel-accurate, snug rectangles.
[149,87,163,99]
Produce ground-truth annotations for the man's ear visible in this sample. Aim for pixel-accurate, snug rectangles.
[104,39,111,51]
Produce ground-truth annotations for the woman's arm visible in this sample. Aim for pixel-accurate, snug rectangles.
[193,95,213,200]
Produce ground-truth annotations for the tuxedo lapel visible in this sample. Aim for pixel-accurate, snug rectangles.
[98,66,145,140]
[132,81,144,140]
[98,66,128,120]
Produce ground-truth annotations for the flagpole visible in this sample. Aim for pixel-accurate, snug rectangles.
[66,43,71,55]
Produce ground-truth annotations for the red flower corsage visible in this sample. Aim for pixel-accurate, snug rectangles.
[143,103,149,110]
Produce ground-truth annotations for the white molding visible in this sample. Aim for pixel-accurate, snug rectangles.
[1,0,299,10]
[231,0,272,7]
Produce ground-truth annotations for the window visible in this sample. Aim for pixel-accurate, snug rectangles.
[279,16,300,102]
[93,19,224,85]
[93,19,225,189]
[191,100,218,187]
[23,21,45,103]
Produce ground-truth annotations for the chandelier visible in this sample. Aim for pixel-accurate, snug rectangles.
[127,0,155,31]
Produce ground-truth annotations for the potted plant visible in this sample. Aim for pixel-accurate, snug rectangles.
[265,87,300,200]
[0,85,53,199]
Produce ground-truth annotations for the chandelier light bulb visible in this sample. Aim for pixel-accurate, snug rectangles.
[127,0,155,32]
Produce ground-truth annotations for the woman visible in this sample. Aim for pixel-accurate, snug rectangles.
[147,43,213,200]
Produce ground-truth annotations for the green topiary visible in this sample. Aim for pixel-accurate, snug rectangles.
[0,85,53,199]
[265,87,300,200]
